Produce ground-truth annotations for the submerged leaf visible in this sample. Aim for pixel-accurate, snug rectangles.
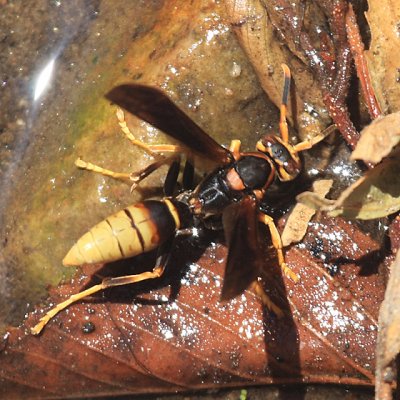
[350,112,400,164]
[297,159,400,219]
[223,0,330,139]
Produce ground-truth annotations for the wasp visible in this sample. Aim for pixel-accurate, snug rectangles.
[31,65,332,335]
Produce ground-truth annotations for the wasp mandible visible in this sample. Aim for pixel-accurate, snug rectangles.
[31,65,333,335]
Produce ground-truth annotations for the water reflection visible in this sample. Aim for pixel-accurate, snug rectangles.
[33,58,56,101]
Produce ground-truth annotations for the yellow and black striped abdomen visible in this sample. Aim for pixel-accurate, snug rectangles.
[63,199,181,266]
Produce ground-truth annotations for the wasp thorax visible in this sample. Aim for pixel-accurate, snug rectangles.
[189,197,203,215]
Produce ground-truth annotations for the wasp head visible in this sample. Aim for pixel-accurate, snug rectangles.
[256,135,302,181]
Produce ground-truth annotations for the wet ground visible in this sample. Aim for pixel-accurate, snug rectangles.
[0,0,280,328]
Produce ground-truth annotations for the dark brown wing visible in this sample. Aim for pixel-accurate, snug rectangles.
[106,84,233,164]
[220,196,263,301]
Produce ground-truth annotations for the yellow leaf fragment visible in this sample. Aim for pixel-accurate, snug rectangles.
[282,179,333,246]
[328,159,400,219]
[297,159,400,220]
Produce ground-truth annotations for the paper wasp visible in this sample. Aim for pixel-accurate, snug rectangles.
[31,65,332,335]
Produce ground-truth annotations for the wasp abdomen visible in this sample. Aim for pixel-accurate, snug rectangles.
[62,199,181,266]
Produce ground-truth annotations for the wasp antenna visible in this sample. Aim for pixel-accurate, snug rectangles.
[279,64,291,143]
[281,64,291,106]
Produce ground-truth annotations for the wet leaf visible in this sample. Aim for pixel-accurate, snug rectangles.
[0,213,386,399]
[365,0,400,113]
[350,112,400,164]
[223,0,330,140]
[281,179,333,246]
[389,215,400,253]
[376,251,400,399]
[297,159,400,219]
[225,0,364,149]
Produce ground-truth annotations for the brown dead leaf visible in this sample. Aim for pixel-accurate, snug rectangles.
[281,179,333,246]
[376,251,400,399]
[0,213,386,399]
[297,158,400,219]
[223,0,330,140]
[365,0,400,113]
[389,216,400,254]
[351,112,400,164]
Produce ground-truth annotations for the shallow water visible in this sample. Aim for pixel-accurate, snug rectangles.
[0,0,279,330]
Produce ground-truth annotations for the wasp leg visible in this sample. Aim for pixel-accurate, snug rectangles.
[75,154,180,191]
[163,157,181,196]
[229,139,241,160]
[75,108,190,186]
[293,124,337,152]
[130,154,180,192]
[75,158,132,183]
[164,155,196,194]
[182,157,195,190]
[251,279,284,318]
[258,213,299,282]
[116,107,184,155]
[279,64,291,144]
[117,107,156,155]
[31,264,166,335]
[163,154,196,194]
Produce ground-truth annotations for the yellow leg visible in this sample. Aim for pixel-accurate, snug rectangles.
[75,158,132,183]
[76,108,187,186]
[146,144,183,153]
[116,107,184,154]
[258,213,299,282]
[31,265,165,335]
[251,280,284,318]
[229,139,241,160]
[117,107,157,155]
[293,124,337,152]
[76,154,179,191]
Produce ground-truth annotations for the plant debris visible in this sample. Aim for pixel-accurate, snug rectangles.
[282,179,333,246]
[351,112,400,165]
[297,158,400,219]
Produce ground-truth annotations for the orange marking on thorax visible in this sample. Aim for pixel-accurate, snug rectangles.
[226,168,245,191]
